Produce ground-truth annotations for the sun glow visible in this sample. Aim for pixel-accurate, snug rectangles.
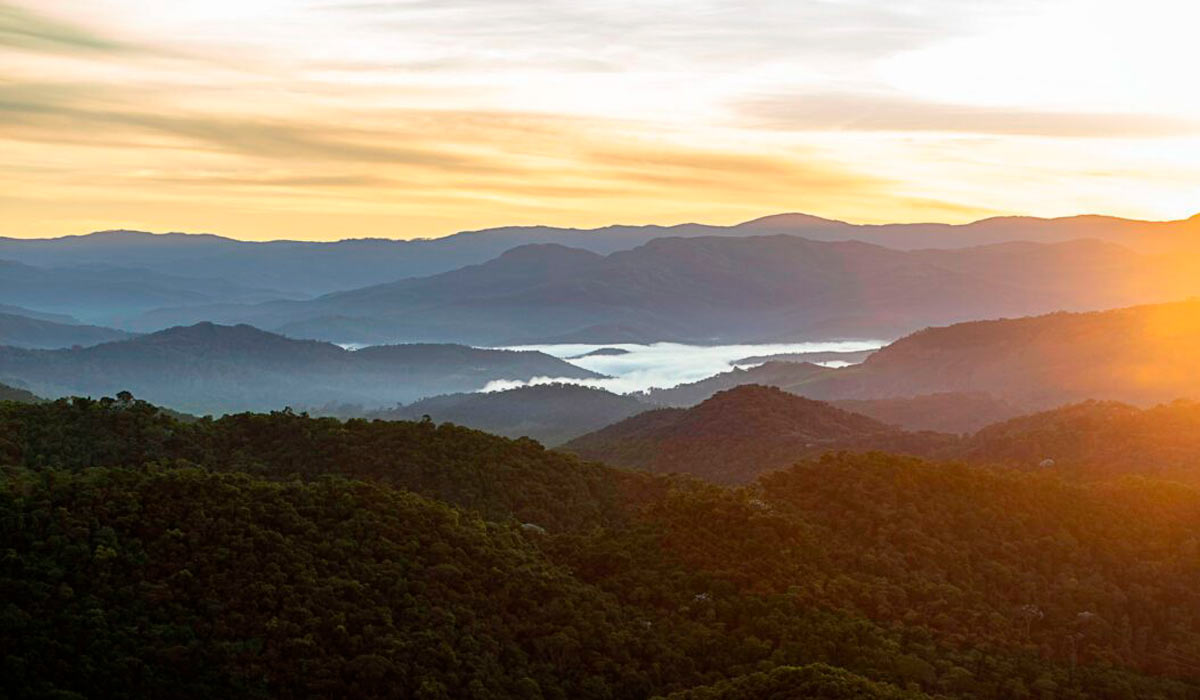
[2,0,1198,239]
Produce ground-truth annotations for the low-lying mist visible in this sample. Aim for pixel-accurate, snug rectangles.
[482,341,885,394]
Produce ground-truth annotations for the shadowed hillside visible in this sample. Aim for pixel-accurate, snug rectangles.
[0,323,599,414]
[0,381,39,403]
[2,396,1198,697]
[373,383,651,445]
[5,212,1199,298]
[0,311,132,349]
[126,235,1199,345]
[563,385,955,483]
[831,392,1021,434]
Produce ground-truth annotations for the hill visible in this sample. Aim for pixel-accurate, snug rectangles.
[831,392,1021,434]
[0,323,599,414]
[791,299,1200,409]
[126,234,1200,344]
[563,385,955,483]
[645,300,1200,412]
[738,211,1200,253]
[953,399,1200,484]
[5,213,1199,297]
[0,381,39,403]
[643,361,830,406]
[0,304,78,324]
[0,311,132,349]
[0,258,291,325]
[374,383,651,445]
[2,397,1197,697]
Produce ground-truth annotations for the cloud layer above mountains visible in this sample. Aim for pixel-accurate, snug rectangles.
[4,0,1200,239]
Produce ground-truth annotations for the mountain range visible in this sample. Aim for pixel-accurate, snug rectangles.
[4,211,1198,296]
[0,258,292,325]
[0,323,598,414]
[123,234,1200,345]
[0,312,133,349]
[4,211,1199,343]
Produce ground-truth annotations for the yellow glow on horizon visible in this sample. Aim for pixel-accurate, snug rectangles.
[1,0,1199,241]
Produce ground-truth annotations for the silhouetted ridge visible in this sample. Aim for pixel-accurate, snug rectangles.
[0,312,132,350]
[374,383,650,444]
[0,322,598,413]
[128,232,1200,345]
[564,384,953,483]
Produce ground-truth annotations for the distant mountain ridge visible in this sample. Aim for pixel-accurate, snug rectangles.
[124,234,1200,345]
[0,322,599,414]
[0,257,292,325]
[371,383,652,445]
[0,312,133,349]
[4,210,1198,301]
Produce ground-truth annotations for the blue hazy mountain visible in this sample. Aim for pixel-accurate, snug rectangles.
[0,322,601,414]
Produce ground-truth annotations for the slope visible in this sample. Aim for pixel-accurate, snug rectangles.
[375,383,651,445]
[130,234,1191,345]
[0,322,599,414]
[563,384,955,483]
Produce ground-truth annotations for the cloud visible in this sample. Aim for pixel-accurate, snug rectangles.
[0,2,130,53]
[155,174,395,188]
[0,82,495,170]
[481,340,886,394]
[736,91,1200,138]
[312,0,1019,74]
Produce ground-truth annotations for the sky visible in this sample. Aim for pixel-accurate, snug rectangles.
[3,0,1200,241]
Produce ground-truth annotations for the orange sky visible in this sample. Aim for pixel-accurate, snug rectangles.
[3,0,1199,241]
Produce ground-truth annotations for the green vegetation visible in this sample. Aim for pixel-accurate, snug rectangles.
[2,394,1199,698]
[831,392,1019,435]
[660,664,929,699]
[564,385,955,483]
[957,399,1200,485]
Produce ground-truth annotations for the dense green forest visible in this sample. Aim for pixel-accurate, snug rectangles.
[564,385,956,484]
[3,395,1200,698]
[958,399,1200,485]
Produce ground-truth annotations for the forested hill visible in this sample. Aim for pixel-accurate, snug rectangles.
[0,322,598,414]
[830,392,1021,434]
[954,399,1200,484]
[564,385,956,483]
[3,395,1200,698]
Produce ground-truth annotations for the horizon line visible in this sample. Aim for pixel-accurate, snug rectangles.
[5,210,1199,245]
